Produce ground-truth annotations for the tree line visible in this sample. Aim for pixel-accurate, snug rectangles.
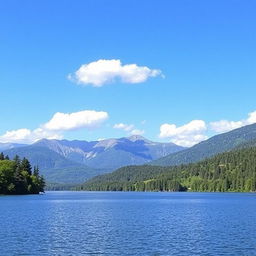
[0,153,45,195]
[80,147,256,192]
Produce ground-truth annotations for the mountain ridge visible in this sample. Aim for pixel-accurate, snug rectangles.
[2,135,185,184]
[31,135,185,170]
[151,123,256,166]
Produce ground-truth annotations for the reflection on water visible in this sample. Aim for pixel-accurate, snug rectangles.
[0,192,256,255]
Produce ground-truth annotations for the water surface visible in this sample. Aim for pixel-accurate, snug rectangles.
[0,192,256,255]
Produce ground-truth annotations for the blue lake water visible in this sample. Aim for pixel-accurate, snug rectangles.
[0,192,256,256]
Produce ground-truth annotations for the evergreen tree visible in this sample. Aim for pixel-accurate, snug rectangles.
[20,158,32,175]
[33,166,39,176]
[0,154,45,195]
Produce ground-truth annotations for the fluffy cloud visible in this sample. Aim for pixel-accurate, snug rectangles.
[169,134,208,148]
[159,110,256,147]
[0,110,109,144]
[210,110,256,133]
[113,123,134,132]
[0,129,32,143]
[159,120,208,147]
[210,120,243,133]
[44,110,109,131]
[68,59,162,87]
[247,111,256,124]
[0,128,62,144]
[113,123,144,136]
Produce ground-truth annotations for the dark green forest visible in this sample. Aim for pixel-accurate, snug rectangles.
[0,153,45,195]
[81,147,256,192]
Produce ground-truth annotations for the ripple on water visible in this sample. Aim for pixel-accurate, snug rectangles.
[0,192,256,256]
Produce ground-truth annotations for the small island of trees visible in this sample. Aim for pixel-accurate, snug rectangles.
[0,153,45,195]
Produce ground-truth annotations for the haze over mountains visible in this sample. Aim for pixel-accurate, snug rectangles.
[3,135,184,184]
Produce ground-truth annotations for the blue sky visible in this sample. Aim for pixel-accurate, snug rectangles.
[0,0,255,146]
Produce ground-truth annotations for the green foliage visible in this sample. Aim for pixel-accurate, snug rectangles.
[0,153,45,195]
[81,147,256,192]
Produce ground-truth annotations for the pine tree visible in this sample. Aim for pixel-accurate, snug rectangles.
[33,166,40,176]
[0,152,4,160]
[20,158,32,175]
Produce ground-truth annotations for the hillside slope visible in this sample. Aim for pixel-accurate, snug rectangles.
[151,123,256,166]
[3,146,105,184]
[81,146,256,192]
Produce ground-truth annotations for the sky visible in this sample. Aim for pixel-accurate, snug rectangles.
[0,0,255,147]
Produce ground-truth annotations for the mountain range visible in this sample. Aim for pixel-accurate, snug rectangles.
[3,123,256,186]
[81,123,256,191]
[2,135,184,184]
[33,135,184,169]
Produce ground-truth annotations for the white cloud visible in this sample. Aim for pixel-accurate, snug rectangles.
[210,110,256,133]
[68,59,162,87]
[247,111,256,124]
[0,110,109,144]
[159,120,207,147]
[159,110,256,147]
[44,110,109,131]
[0,128,62,144]
[0,129,32,143]
[210,120,243,133]
[33,128,63,141]
[113,123,134,132]
[113,123,144,136]
[170,134,208,148]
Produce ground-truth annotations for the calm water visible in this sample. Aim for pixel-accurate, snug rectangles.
[0,192,256,256]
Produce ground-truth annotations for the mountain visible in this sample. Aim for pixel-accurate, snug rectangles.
[81,146,256,192]
[32,135,185,170]
[3,135,184,184]
[4,145,78,169]
[3,146,105,184]
[151,123,256,166]
[0,142,26,151]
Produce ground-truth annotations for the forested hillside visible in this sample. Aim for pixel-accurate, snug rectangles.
[81,146,256,192]
[152,123,256,166]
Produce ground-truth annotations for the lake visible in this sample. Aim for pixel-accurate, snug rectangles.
[0,192,256,255]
